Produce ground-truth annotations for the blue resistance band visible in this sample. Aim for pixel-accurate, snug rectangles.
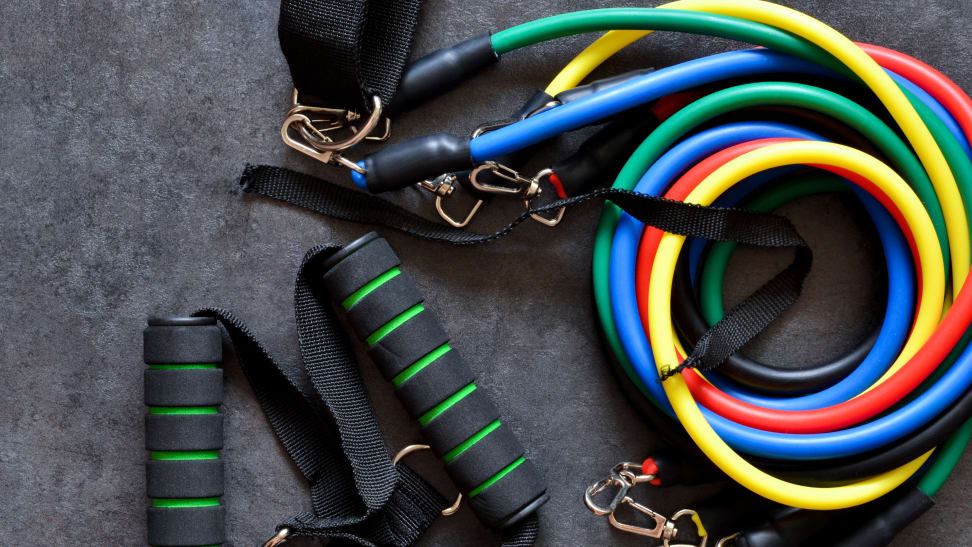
[606,121,971,460]
[684,69,972,280]
[609,122,912,415]
[596,80,972,459]
[468,49,831,161]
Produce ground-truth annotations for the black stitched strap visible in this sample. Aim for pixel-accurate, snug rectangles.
[241,164,804,247]
[659,246,812,381]
[500,513,540,547]
[240,164,812,381]
[278,0,423,111]
[193,242,448,545]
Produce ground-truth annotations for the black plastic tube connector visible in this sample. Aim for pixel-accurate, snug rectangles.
[832,488,934,547]
[388,33,499,116]
[554,68,656,105]
[552,115,659,196]
[362,133,471,193]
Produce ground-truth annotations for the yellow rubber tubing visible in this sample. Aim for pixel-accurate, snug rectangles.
[546,0,969,293]
[647,140,941,509]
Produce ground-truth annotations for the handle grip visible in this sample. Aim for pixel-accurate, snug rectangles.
[320,232,548,529]
[143,317,225,546]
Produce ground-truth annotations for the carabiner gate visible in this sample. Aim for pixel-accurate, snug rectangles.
[586,461,707,547]
[280,94,386,174]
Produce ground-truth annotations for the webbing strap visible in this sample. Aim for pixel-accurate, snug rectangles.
[239,163,812,380]
[278,0,423,111]
[194,243,448,546]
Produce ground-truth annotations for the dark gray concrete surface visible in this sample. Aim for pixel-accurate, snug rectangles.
[2,1,972,545]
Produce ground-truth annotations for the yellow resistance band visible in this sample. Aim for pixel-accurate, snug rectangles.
[647,141,942,509]
[546,0,969,294]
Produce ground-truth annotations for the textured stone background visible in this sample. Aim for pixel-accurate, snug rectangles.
[2,0,971,545]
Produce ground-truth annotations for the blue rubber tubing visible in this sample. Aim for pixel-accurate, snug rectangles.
[606,133,972,459]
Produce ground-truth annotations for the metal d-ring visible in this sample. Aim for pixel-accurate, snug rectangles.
[262,527,290,547]
[524,168,566,227]
[418,174,484,228]
[393,444,463,516]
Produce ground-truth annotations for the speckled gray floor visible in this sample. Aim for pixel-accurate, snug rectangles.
[3,1,972,545]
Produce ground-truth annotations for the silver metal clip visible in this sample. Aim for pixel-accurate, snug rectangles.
[585,461,707,547]
[468,161,542,199]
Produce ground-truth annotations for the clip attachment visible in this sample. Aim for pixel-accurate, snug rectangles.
[280,93,388,173]
[418,174,484,228]
[393,444,463,517]
[585,461,707,547]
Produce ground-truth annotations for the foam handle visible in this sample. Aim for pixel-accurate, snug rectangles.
[143,317,225,546]
[321,233,548,529]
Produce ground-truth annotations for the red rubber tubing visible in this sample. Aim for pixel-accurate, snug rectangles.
[859,43,972,144]
[633,138,919,338]
[634,138,972,433]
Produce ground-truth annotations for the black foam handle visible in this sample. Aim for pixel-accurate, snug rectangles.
[144,317,225,546]
[147,506,225,547]
[321,232,547,529]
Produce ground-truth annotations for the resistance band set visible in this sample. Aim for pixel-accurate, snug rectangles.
[142,1,972,546]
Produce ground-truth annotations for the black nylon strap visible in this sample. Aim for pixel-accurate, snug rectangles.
[193,242,448,545]
[500,513,540,547]
[240,163,811,381]
[659,246,812,381]
[241,164,805,247]
[278,0,423,111]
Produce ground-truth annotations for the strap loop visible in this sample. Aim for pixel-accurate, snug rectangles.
[239,164,812,380]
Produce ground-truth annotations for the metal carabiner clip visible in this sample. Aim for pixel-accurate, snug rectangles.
[584,473,633,516]
[417,174,484,228]
[585,461,707,547]
[468,161,542,199]
[280,94,386,173]
[524,168,566,227]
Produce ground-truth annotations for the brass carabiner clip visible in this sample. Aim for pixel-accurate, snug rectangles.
[280,94,386,173]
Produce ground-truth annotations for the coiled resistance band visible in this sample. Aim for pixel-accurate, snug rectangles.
[262,1,972,516]
[480,3,972,510]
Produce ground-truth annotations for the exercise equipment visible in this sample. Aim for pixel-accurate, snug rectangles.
[142,317,225,547]
[242,1,972,545]
[319,232,548,528]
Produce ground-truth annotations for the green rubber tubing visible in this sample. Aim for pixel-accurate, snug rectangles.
[591,78,972,414]
[489,4,972,497]
[919,417,972,496]
[491,9,843,78]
